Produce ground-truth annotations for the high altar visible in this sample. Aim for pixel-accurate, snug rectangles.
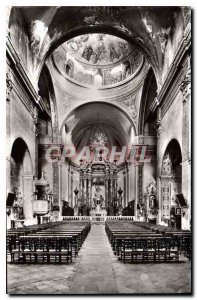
[74,159,122,217]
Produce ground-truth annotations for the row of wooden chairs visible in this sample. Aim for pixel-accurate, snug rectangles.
[134,221,192,260]
[120,237,179,264]
[106,221,180,263]
[7,221,91,264]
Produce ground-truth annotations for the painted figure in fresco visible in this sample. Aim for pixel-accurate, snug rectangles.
[82,45,93,61]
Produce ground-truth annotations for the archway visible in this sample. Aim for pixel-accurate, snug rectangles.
[160,139,183,229]
[38,64,58,142]
[10,138,34,223]
[60,101,136,216]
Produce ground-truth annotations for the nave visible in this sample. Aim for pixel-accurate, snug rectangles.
[7,220,191,294]
[6,6,192,295]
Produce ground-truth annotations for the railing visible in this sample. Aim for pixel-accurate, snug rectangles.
[60,216,91,221]
[106,216,135,221]
[59,216,135,222]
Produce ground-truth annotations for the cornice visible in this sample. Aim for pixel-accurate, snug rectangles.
[49,57,149,102]
[6,36,39,101]
[151,24,191,113]
[9,67,36,118]
[6,35,50,118]
[160,65,186,118]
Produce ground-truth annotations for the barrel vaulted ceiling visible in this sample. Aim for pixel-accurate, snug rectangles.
[61,102,134,165]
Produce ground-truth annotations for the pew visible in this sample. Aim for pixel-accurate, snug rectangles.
[7,221,91,264]
[105,221,181,263]
[120,237,179,264]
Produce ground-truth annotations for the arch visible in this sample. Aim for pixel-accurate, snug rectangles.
[138,67,157,136]
[161,139,182,177]
[7,6,186,90]
[10,138,34,221]
[160,139,183,229]
[38,64,59,141]
[38,24,159,84]
[60,100,137,136]
[11,137,33,175]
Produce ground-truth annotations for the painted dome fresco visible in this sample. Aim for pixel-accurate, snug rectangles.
[53,34,144,87]
[64,34,133,65]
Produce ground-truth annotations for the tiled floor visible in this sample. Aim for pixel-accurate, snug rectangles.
[7,223,192,295]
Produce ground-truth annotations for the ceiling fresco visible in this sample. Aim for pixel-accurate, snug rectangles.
[63,34,133,66]
[53,34,144,87]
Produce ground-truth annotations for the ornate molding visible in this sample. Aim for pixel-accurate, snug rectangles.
[33,108,40,137]
[155,107,162,138]
[155,25,191,111]
[6,35,45,112]
[180,63,191,104]
[6,69,13,101]
[181,158,191,167]
[146,181,157,196]
[150,96,159,113]
[118,94,137,120]
[49,56,149,102]
[161,153,173,176]
[182,7,191,28]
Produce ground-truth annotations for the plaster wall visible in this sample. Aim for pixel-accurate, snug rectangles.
[157,92,183,175]
[8,84,36,174]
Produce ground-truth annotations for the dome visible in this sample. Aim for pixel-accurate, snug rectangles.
[53,34,144,87]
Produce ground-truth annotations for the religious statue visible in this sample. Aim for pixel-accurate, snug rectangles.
[74,187,79,207]
[95,185,102,199]
[149,194,156,209]
[117,187,123,208]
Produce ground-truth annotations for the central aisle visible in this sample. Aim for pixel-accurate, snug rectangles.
[69,223,118,294]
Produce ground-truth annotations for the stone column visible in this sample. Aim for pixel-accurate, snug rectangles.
[65,162,69,202]
[110,172,114,205]
[157,177,162,224]
[70,171,74,208]
[129,164,136,201]
[23,174,34,220]
[6,68,13,194]
[105,171,109,207]
[114,171,118,202]
[33,107,39,178]
[52,152,62,221]
[87,172,92,207]
[79,171,83,200]
[180,60,191,230]
[123,170,127,208]
[156,107,162,224]
[135,161,144,220]
[52,161,60,220]
[83,171,87,203]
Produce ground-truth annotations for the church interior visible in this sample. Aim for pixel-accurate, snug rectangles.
[6,6,191,294]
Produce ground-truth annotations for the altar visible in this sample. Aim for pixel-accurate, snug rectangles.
[90,196,107,222]
[76,159,120,217]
